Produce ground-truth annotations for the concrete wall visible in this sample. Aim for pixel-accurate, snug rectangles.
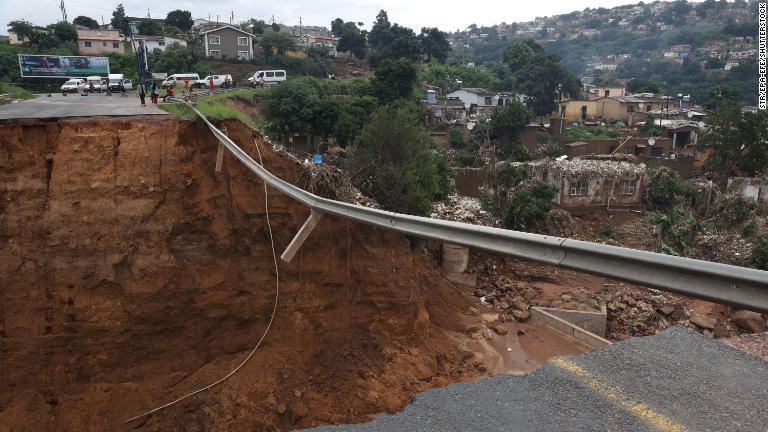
[728,178,768,208]
[546,175,644,210]
[454,168,493,198]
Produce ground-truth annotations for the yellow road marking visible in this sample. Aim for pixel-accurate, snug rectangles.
[550,357,689,432]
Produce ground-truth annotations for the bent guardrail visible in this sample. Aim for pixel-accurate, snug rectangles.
[184,102,768,313]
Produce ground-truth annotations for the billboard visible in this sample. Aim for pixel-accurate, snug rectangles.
[18,55,110,78]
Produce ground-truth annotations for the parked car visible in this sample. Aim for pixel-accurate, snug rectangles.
[202,74,234,88]
[108,74,133,92]
[247,70,287,86]
[85,76,104,93]
[61,79,85,94]
[162,73,206,89]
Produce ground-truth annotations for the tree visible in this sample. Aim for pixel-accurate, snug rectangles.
[337,22,366,59]
[73,15,99,29]
[699,103,768,174]
[330,18,344,37]
[243,19,265,35]
[503,181,558,230]
[137,19,162,36]
[490,100,533,158]
[7,20,37,44]
[165,10,193,32]
[418,27,450,63]
[259,30,295,63]
[367,10,391,51]
[148,42,207,76]
[111,3,130,36]
[626,77,660,94]
[502,40,580,116]
[333,96,377,147]
[262,78,322,138]
[348,103,447,216]
[371,58,418,103]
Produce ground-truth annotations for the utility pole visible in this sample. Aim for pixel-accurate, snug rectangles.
[301,17,309,76]
[230,11,234,25]
[59,0,67,22]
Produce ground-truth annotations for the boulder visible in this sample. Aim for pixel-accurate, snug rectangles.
[732,310,765,333]
[690,314,716,330]
[512,309,531,322]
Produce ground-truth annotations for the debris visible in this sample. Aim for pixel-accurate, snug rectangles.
[431,194,500,226]
[512,309,531,322]
[732,310,766,333]
[690,314,716,330]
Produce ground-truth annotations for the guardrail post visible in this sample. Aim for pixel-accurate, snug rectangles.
[281,210,323,263]
[215,126,227,172]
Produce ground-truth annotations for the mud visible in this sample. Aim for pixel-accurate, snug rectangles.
[0,116,585,431]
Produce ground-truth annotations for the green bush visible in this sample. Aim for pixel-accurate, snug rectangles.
[496,162,531,189]
[752,235,768,270]
[645,167,696,209]
[711,194,757,227]
[348,102,448,216]
[502,181,558,230]
[597,223,617,241]
[448,128,467,150]
[742,220,758,238]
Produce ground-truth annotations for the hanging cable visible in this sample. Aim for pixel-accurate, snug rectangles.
[124,137,280,424]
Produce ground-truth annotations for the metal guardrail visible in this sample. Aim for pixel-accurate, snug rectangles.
[185,103,768,313]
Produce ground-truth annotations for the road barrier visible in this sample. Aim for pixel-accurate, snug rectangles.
[184,102,768,313]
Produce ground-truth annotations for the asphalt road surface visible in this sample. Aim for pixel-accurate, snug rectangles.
[0,93,168,120]
[307,327,768,432]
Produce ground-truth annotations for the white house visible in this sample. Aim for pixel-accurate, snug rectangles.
[297,34,340,57]
[446,88,524,114]
[131,34,187,53]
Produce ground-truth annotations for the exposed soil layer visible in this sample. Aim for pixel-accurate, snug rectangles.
[0,116,584,431]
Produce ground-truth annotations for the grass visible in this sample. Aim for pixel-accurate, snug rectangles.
[159,88,264,128]
[0,84,35,105]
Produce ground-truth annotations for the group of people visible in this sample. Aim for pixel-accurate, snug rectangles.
[137,74,234,106]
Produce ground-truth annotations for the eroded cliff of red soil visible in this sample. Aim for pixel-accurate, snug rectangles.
[0,116,486,431]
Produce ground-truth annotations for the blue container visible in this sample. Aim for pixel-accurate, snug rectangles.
[312,154,323,164]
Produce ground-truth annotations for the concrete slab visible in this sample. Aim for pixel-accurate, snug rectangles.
[0,94,169,120]
[530,307,611,349]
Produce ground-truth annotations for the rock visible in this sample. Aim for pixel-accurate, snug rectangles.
[476,364,488,372]
[498,301,510,310]
[690,314,716,330]
[482,328,494,340]
[561,294,572,302]
[617,303,627,310]
[732,310,765,333]
[627,298,637,306]
[468,306,481,316]
[491,324,508,335]
[513,298,529,311]
[293,390,302,398]
[498,313,507,323]
[517,329,526,336]
[512,309,531,322]
[276,403,287,414]
[657,306,675,316]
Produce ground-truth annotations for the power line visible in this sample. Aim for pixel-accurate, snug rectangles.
[19,0,58,20]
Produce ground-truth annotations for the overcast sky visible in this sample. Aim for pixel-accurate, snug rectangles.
[2,0,703,33]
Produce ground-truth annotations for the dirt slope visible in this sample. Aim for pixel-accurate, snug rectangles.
[0,116,484,431]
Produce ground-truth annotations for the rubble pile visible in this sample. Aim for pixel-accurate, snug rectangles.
[528,157,646,180]
[431,194,500,226]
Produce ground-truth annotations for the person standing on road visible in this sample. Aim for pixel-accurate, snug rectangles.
[150,81,159,104]
[208,77,214,96]
[138,82,146,107]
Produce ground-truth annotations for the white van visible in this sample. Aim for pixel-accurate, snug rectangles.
[202,74,234,88]
[85,76,104,93]
[247,70,287,86]
[162,73,205,89]
[108,74,133,92]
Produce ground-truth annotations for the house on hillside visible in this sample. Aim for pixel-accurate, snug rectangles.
[446,88,523,114]
[200,25,255,60]
[558,96,647,125]
[587,87,626,99]
[527,156,647,210]
[130,34,186,53]
[76,28,123,55]
[297,34,340,57]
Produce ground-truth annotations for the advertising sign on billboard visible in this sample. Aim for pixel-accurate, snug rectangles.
[18,55,110,78]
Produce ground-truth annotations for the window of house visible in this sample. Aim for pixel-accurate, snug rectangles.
[209,50,221,59]
[112,42,119,48]
[570,180,587,196]
[84,41,92,47]
[627,105,636,112]
[621,179,636,195]
[484,96,492,105]
[102,41,107,47]
[238,37,248,46]
[209,35,221,44]
[237,51,249,59]
[605,89,611,97]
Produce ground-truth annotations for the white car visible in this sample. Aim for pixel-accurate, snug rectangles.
[61,79,85,94]
[202,74,234,88]
[85,76,104,93]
